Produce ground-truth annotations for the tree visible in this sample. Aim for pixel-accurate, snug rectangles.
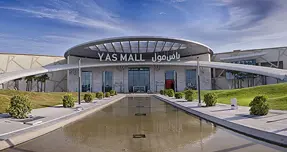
[24,75,35,91]
[36,74,50,92]
[34,76,41,92]
[13,78,22,90]
[40,74,49,92]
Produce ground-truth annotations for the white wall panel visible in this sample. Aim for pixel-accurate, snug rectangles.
[0,53,67,92]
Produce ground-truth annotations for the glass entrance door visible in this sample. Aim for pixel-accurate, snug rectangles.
[102,71,113,92]
[82,71,92,92]
[128,67,150,93]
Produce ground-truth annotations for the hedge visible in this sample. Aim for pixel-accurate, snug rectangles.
[84,93,93,103]
[62,94,75,108]
[184,89,195,101]
[105,92,111,98]
[204,93,217,106]
[7,95,32,119]
[96,92,104,99]
[175,92,184,99]
[249,95,269,116]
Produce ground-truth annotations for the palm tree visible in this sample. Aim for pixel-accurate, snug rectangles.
[24,75,35,91]
[43,74,50,92]
[13,78,22,90]
[35,74,50,92]
[34,76,41,92]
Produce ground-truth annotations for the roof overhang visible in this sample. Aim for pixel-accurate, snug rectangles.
[64,36,213,59]
[1,61,287,85]
[220,52,267,62]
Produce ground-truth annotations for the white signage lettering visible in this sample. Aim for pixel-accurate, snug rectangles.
[152,52,180,62]
[97,52,180,62]
[120,54,127,61]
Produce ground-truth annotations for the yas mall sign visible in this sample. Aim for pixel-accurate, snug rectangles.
[98,52,180,62]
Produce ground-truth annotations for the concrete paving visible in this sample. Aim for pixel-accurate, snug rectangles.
[155,95,287,146]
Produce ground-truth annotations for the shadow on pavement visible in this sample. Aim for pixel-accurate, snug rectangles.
[213,143,256,152]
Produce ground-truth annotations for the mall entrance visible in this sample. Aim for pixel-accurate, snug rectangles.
[128,67,150,92]
[165,70,177,91]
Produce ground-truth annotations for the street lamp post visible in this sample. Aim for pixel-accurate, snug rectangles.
[78,58,81,105]
[197,57,201,107]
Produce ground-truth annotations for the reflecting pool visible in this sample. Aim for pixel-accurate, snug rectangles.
[3,97,286,152]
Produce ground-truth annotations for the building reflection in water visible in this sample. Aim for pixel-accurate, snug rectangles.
[62,97,216,152]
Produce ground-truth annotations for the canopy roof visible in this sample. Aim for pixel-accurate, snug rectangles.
[64,36,213,59]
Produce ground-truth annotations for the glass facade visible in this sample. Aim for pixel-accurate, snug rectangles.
[128,67,150,92]
[186,69,197,89]
[102,71,113,92]
[82,71,92,92]
[165,70,177,91]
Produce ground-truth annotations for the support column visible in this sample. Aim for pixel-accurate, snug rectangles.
[67,55,70,92]
[197,57,201,107]
[78,58,81,105]
[122,66,124,93]
[154,65,156,93]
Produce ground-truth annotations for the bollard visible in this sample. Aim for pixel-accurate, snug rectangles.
[231,98,238,110]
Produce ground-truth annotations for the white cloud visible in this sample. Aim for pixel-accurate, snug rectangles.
[171,0,186,3]
[0,6,124,31]
[1,0,287,55]
[181,0,287,52]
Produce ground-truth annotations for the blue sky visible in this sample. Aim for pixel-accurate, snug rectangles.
[0,0,287,56]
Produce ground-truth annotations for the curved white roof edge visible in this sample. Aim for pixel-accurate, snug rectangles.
[0,61,287,84]
[67,36,213,51]
[64,36,213,58]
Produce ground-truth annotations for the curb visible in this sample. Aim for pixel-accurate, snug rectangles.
[0,95,126,150]
[154,95,287,147]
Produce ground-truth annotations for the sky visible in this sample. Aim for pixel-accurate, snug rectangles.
[0,0,287,56]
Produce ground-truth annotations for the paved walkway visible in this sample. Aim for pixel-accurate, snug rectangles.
[155,95,287,146]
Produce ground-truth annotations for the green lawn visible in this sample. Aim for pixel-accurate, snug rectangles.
[1,83,287,113]
[0,90,85,113]
[197,83,287,110]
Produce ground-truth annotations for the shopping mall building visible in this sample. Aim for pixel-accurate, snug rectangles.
[0,36,287,93]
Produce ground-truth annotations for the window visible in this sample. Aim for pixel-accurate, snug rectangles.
[82,71,92,92]
[102,71,113,92]
[186,69,197,89]
[128,67,150,92]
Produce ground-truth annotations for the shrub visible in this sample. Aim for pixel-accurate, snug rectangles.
[96,92,104,99]
[160,90,164,95]
[115,91,117,95]
[62,94,75,108]
[249,95,269,116]
[166,89,175,97]
[110,90,116,96]
[84,93,93,103]
[175,92,184,99]
[204,93,217,106]
[7,95,32,119]
[185,89,195,101]
[163,89,169,96]
[105,92,111,97]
